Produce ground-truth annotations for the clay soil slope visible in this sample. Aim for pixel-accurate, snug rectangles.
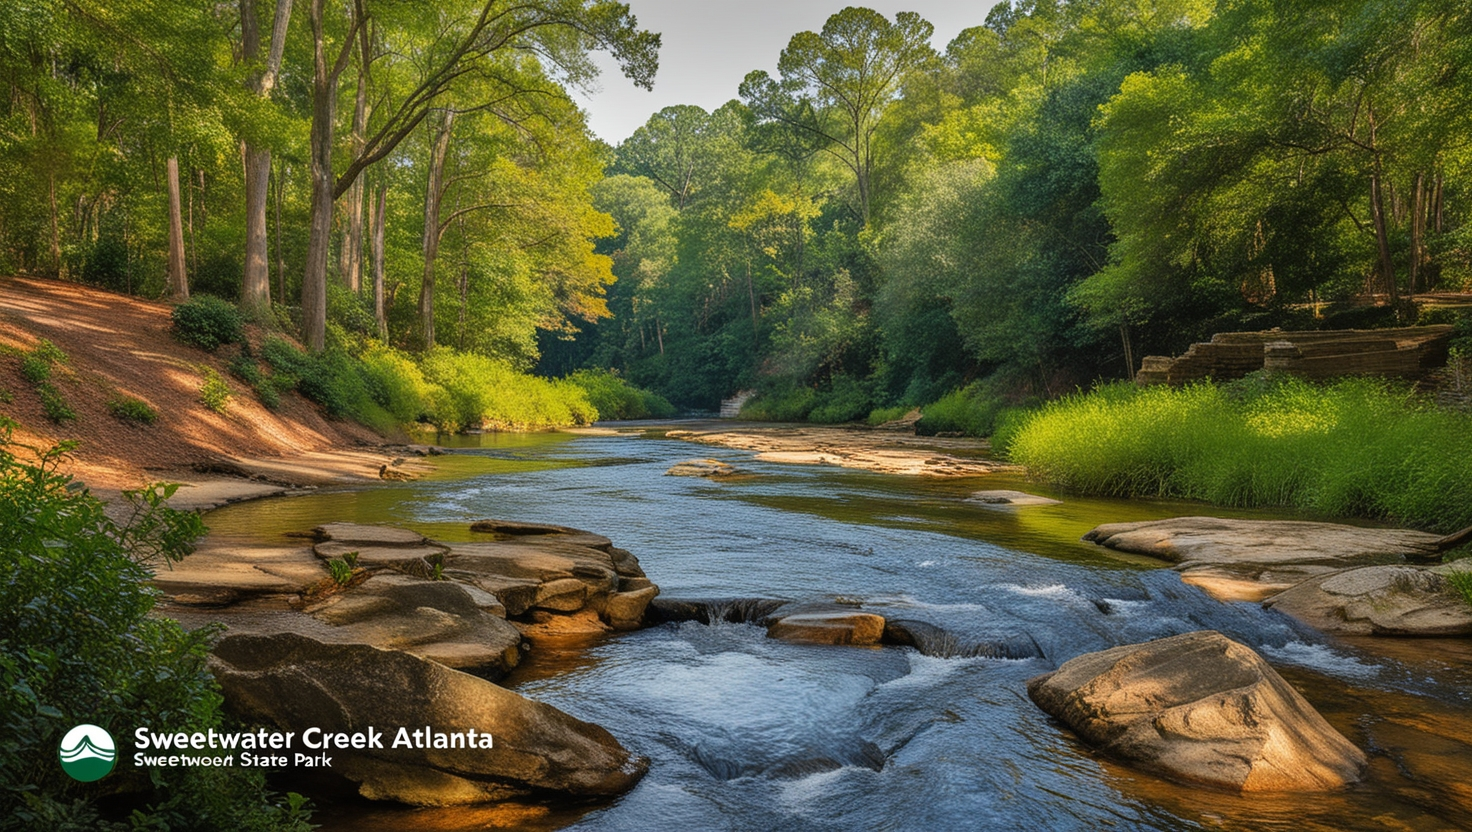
[0,276,385,490]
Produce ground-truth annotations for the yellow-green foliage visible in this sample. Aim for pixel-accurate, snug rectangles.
[565,369,675,420]
[359,347,443,425]
[420,348,595,431]
[1008,376,1472,532]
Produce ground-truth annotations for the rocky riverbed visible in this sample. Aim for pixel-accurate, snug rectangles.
[155,518,660,806]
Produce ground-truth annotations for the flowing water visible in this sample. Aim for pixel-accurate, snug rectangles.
[203,428,1472,831]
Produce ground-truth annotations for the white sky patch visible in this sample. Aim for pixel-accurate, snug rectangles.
[576,0,1004,143]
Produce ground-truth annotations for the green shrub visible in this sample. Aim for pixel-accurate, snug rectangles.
[809,374,875,424]
[19,354,49,383]
[866,406,910,426]
[228,354,264,386]
[914,379,1033,437]
[1007,375,1472,532]
[107,396,158,424]
[171,295,244,352]
[37,383,74,424]
[199,368,231,414]
[1446,569,1472,610]
[0,388,11,404]
[360,347,443,424]
[31,340,66,365]
[0,422,313,830]
[421,348,595,431]
[739,383,816,422]
[565,369,675,420]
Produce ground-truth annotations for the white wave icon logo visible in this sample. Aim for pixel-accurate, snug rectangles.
[58,724,117,782]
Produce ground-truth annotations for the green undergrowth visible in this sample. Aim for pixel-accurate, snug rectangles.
[564,369,675,420]
[0,421,313,829]
[1007,374,1472,533]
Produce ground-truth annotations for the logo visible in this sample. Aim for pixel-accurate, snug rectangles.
[58,724,116,782]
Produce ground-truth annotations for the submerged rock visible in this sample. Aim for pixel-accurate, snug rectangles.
[211,633,648,806]
[1264,563,1472,636]
[966,489,1062,507]
[1027,630,1366,792]
[665,458,738,477]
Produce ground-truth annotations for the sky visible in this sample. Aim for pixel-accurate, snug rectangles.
[575,1,1004,144]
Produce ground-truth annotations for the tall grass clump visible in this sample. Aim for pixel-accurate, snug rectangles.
[564,369,675,420]
[915,378,1037,437]
[1007,375,1472,532]
[420,349,594,430]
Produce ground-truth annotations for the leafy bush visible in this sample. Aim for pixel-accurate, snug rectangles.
[171,295,244,352]
[866,406,910,426]
[260,338,393,431]
[914,379,1033,437]
[359,347,443,425]
[107,396,158,424]
[31,339,67,365]
[37,383,75,424]
[565,369,675,420]
[808,374,875,424]
[421,348,595,431]
[19,354,49,383]
[0,422,313,830]
[1007,375,1472,532]
[739,382,816,422]
[199,368,231,414]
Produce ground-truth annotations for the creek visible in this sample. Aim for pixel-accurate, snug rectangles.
[202,428,1472,831]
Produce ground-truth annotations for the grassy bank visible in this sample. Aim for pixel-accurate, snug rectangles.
[1006,375,1472,533]
[172,297,669,433]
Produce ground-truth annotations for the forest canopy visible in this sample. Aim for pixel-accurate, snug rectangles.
[2,0,1469,420]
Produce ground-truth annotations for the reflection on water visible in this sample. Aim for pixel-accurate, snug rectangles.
[208,430,1472,831]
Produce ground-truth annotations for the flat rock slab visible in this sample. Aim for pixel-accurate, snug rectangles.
[470,520,613,552]
[1028,630,1366,792]
[967,489,1062,507]
[317,523,430,547]
[1083,517,1443,567]
[211,632,648,806]
[665,458,738,477]
[665,427,1014,478]
[152,544,326,605]
[1264,563,1472,636]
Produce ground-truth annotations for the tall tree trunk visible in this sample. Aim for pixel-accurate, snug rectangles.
[240,0,294,314]
[1366,115,1396,303]
[337,27,371,292]
[1410,172,1424,297]
[302,0,357,351]
[1120,323,1135,381]
[371,185,387,340]
[273,160,286,305]
[166,156,189,300]
[417,108,455,350]
[47,172,61,276]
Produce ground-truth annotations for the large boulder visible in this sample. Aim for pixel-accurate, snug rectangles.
[665,458,737,478]
[1264,563,1472,636]
[211,633,648,806]
[1083,517,1444,602]
[1027,630,1366,792]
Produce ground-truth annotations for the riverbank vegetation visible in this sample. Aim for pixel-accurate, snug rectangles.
[1006,375,1472,533]
[6,1,1469,436]
[0,421,313,829]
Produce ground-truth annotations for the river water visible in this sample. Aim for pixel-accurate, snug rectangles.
[203,428,1472,831]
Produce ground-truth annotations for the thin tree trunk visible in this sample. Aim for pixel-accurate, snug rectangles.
[418,108,455,350]
[166,156,189,300]
[1120,323,1135,380]
[302,0,357,351]
[187,167,198,276]
[338,27,371,292]
[47,172,61,276]
[1369,165,1396,302]
[745,259,758,342]
[1410,172,1424,297]
[273,161,286,305]
[371,185,387,340]
[240,0,294,314]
